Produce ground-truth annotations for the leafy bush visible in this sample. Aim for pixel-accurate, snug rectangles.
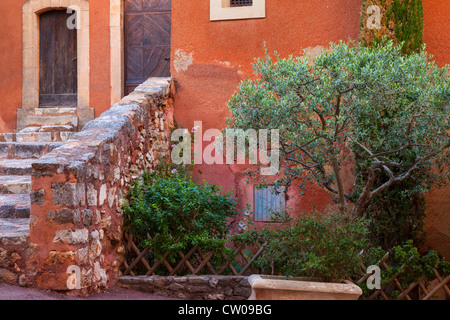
[365,185,426,249]
[384,240,450,287]
[227,41,449,220]
[123,171,238,262]
[358,240,450,299]
[252,212,370,282]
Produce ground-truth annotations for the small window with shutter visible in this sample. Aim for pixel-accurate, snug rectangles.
[230,0,253,7]
[254,186,286,222]
[210,0,265,21]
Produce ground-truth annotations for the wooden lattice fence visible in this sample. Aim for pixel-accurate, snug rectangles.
[123,233,267,277]
[123,233,449,300]
[354,252,450,300]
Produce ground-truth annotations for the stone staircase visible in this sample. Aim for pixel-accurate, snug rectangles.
[0,108,78,240]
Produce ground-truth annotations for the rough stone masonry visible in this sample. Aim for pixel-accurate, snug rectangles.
[0,78,174,295]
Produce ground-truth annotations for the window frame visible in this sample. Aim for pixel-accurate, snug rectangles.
[253,185,287,222]
[210,0,265,21]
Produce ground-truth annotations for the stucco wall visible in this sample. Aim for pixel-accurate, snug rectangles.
[0,0,23,133]
[0,0,112,133]
[171,0,364,222]
[171,0,450,257]
[27,78,173,293]
[0,0,448,259]
[423,0,450,67]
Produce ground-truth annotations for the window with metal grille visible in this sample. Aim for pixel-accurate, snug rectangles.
[210,0,264,21]
[254,186,286,222]
[230,0,253,7]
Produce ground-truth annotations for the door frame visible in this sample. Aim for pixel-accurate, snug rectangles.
[112,0,172,102]
[22,0,90,109]
[39,9,78,108]
[110,0,125,104]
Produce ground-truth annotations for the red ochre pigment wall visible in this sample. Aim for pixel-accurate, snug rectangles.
[171,0,450,258]
[0,0,111,133]
[0,0,448,260]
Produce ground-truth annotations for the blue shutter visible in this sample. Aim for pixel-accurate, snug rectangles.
[254,186,286,221]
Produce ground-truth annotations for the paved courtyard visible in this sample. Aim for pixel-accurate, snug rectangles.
[0,284,180,300]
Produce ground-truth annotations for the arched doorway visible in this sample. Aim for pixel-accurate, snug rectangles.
[39,9,78,108]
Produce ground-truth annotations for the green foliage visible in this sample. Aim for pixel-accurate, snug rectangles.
[358,241,450,299]
[227,41,450,219]
[382,240,450,290]
[252,212,370,282]
[123,171,239,263]
[365,183,426,249]
[388,0,424,54]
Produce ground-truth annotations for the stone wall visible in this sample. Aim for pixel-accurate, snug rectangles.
[24,78,174,294]
[0,229,36,286]
[117,275,252,300]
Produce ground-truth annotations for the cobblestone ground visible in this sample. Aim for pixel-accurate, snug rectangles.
[0,284,181,300]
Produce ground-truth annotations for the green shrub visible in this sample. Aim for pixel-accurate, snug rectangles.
[384,240,450,287]
[227,41,450,220]
[253,212,370,282]
[123,171,238,262]
[365,186,426,250]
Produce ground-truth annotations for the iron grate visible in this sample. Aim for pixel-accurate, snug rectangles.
[230,0,253,7]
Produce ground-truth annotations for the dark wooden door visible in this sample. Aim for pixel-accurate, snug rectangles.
[39,10,77,108]
[124,0,171,95]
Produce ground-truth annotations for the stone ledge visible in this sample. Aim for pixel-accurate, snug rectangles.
[117,275,252,300]
[26,77,174,295]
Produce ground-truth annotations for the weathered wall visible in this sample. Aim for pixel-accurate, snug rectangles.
[421,0,450,261]
[171,0,364,224]
[17,78,173,294]
[171,0,450,257]
[0,0,24,133]
[0,0,112,133]
[423,0,450,67]
[118,275,252,300]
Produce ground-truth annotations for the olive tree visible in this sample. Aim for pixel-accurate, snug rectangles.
[227,41,449,219]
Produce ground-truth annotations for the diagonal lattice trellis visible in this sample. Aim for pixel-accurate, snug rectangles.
[123,233,267,277]
[123,233,449,300]
[354,252,450,300]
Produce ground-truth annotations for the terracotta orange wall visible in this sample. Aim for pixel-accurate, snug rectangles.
[89,0,112,116]
[0,0,23,133]
[171,0,450,256]
[423,0,450,67]
[0,0,111,133]
[422,0,450,259]
[171,0,364,222]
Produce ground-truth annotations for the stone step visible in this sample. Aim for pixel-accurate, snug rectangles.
[0,142,63,159]
[0,131,74,143]
[0,194,30,219]
[32,107,78,116]
[19,125,76,134]
[16,107,94,131]
[0,176,31,195]
[0,159,34,176]
[18,107,77,118]
[0,176,31,194]
[0,218,30,238]
[21,115,79,129]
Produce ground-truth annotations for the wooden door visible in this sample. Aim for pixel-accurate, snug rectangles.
[124,0,171,95]
[39,10,77,108]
